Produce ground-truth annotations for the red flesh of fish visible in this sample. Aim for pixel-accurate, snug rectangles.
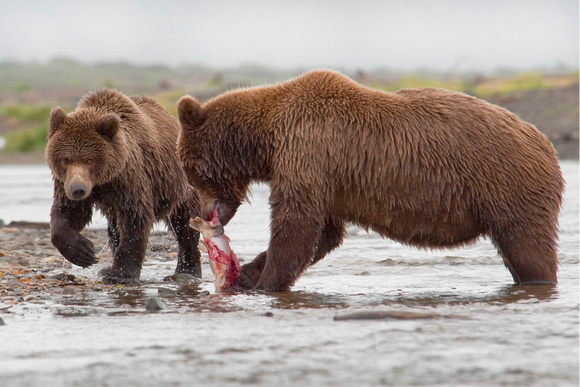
[189,209,242,292]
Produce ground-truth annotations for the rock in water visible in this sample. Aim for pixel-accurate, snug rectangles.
[145,297,169,311]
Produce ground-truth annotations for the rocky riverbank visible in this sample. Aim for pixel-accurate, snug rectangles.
[0,222,210,320]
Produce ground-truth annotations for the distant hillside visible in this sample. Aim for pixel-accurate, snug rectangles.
[0,59,577,160]
[0,58,301,96]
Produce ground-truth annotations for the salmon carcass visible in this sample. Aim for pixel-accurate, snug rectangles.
[189,211,242,292]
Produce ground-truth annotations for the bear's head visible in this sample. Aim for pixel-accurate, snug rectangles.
[46,107,129,201]
[177,95,262,225]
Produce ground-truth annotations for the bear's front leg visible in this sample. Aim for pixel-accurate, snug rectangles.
[50,195,96,268]
[241,218,345,289]
[101,215,154,284]
[255,213,323,291]
[106,216,120,254]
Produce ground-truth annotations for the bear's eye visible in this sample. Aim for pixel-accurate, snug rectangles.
[62,158,70,166]
[87,158,94,165]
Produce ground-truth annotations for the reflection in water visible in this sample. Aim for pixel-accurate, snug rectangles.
[112,288,147,308]
[266,290,349,309]
[368,284,560,308]
[499,284,560,303]
[51,281,560,316]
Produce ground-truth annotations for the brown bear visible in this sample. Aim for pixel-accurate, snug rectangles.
[46,89,201,283]
[176,70,564,291]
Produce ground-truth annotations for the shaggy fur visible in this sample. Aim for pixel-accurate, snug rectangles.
[177,70,564,291]
[47,89,201,283]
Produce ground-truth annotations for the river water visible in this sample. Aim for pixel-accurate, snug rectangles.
[0,162,578,386]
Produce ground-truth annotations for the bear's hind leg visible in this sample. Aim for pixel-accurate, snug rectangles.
[311,217,346,266]
[169,202,202,278]
[491,224,558,285]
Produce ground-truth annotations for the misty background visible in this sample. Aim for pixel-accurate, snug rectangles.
[0,0,578,73]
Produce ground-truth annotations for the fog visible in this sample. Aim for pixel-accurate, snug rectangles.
[0,0,578,72]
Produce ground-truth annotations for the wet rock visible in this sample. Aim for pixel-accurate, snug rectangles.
[48,273,76,281]
[378,258,396,266]
[60,287,77,295]
[199,290,210,297]
[263,312,274,317]
[145,296,169,311]
[0,316,5,326]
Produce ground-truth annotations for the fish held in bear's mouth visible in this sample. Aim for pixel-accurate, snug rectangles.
[189,209,242,292]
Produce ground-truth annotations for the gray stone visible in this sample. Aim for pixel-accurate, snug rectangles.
[145,296,169,311]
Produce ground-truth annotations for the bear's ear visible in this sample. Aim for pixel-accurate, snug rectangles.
[177,96,205,130]
[96,114,120,141]
[48,107,66,139]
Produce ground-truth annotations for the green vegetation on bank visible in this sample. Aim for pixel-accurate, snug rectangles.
[374,71,579,98]
[1,104,52,123]
[0,105,51,153]
[3,124,48,153]
[0,59,577,154]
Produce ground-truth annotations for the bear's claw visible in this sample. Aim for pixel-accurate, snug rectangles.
[58,234,97,268]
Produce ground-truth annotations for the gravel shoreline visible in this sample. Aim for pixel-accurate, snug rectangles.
[0,223,192,318]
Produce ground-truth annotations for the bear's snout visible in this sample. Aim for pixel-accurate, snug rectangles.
[64,164,93,201]
[70,182,87,200]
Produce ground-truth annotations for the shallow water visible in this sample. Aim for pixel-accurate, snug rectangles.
[0,162,578,386]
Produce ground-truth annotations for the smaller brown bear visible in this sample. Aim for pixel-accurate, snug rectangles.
[46,89,201,283]
[177,70,564,292]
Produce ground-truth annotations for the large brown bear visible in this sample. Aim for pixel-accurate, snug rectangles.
[177,70,564,291]
[46,89,201,283]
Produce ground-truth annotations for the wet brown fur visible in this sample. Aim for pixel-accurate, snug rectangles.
[47,89,201,283]
[177,70,564,291]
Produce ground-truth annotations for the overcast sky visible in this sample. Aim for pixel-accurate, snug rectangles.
[0,0,577,72]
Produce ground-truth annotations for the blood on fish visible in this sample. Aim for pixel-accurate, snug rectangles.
[189,209,242,292]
